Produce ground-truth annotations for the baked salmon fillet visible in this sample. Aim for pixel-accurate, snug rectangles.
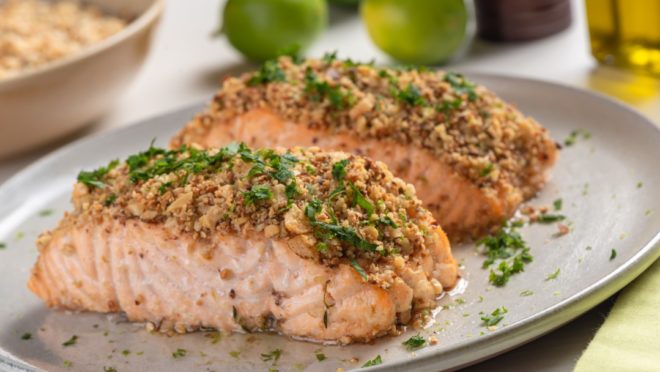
[28,143,458,344]
[172,56,558,240]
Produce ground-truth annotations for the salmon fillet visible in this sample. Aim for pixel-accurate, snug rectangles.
[28,144,458,344]
[172,56,558,240]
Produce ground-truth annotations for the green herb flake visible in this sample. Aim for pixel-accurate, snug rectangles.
[15,231,24,240]
[63,360,72,368]
[350,259,368,281]
[545,268,561,281]
[637,181,643,189]
[103,367,116,372]
[402,334,426,351]
[62,335,78,347]
[553,198,563,211]
[480,163,494,177]
[322,51,338,63]
[454,298,466,305]
[304,67,355,110]
[443,72,478,101]
[260,348,283,363]
[331,159,349,182]
[243,185,272,205]
[77,159,119,189]
[610,249,617,260]
[535,213,566,224]
[394,83,428,106]
[314,349,327,362]
[121,350,130,356]
[350,183,374,215]
[362,355,383,367]
[21,333,31,340]
[0,242,5,249]
[38,209,54,217]
[104,194,117,207]
[564,129,591,146]
[205,330,222,344]
[477,223,532,287]
[172,348,187,358]
[480,306,508,327]
[248,59,286,86]
[229,351,241,358]
[520,290,534,297]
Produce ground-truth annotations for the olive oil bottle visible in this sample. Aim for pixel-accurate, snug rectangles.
[586,0,660,76]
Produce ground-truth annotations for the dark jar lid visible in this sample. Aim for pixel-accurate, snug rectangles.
[474,0,572,42]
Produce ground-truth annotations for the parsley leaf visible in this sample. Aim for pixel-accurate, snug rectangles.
[172,348,187,358]
[480,307,508,327]
[315,349,327,361]
[260,348,282,363]
[304,67,355,110]
[443,72,478,101]
[545,268,560,281]
[243,185,272,205]
[350,259,368,281]
[402,334,426,350]
[77,159,119,189]
[21,333,31,340]
[62,335,78,347]
[553,198,563,211]
[477,223,532,286]
[394,83,427,106]
[248,59,286,86]
[332,159,349,182]
[535,213,565,223]
[564,129,591,146]
[350,183,374,215]
[480,163,494,177]
[362,355,383,367]
[610,249,617,260]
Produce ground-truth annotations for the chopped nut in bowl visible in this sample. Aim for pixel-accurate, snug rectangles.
[0,0,164,158]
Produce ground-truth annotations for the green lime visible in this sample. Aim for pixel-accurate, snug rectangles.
[361,0,468,64]
[222,0,328,61]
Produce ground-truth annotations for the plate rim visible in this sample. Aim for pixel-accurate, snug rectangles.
[0,73,658,372]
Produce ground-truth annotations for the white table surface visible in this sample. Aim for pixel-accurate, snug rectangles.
[1,0,658,370]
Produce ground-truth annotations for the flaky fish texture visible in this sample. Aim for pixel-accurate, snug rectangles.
[29,145,458,344]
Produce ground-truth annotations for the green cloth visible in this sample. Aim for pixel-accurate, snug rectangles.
[575,258,660,372]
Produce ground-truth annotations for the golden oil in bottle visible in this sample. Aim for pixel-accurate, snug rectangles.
[586,0,660,76]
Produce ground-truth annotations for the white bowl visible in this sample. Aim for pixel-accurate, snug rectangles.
[0,0,164,159]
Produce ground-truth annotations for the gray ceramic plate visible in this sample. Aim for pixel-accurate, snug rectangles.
[0,74,659,372]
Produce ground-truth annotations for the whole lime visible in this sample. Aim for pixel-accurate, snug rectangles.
[222,0,328,61]
[361,0,468,64]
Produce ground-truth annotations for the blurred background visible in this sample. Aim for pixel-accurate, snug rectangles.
[1,0,659,369]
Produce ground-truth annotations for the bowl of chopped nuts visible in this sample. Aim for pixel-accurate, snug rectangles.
[0,0,164,158]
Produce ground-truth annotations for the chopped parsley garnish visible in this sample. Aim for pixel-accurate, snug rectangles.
[172,348,187,358]
[350,259,368,281]
[610,249,617,260]
[104,194,117,206]
[637,181,643,189]
[248,59,286,86]
[480,307,508,327]
[260,348,283,363]
[393,83,428,106]
[304,67,355,110]
[350,183,374,215]
[520,290,534,297]
[377,215,397,228]
[62,360,72,368]
[477,223,532,286]
[38,209,53,217]
[535,213,565,224]
[0,242,5,249]
[62,335,78,347]
[402,334,426,350]
[332,159,349,182]
[21,333,31,340]
[564,129,591,146]
[77,159,119,189]
[243,185,272,205]
[103,367,116,372]
[322,50,338,63]
[443,72,478,101]
[305,199,377,252]
[362,355,383,367]
[436,97,463,115]
[229,351,241,358]
[480,163,494,177]
[121,349,130,356]
[314,349,327,361]
[205,330,222,344]
[553,198,563,211]
[545,268,560,281]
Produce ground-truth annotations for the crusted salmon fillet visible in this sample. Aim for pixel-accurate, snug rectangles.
[172,56,558,240]
[28,144,458,344]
